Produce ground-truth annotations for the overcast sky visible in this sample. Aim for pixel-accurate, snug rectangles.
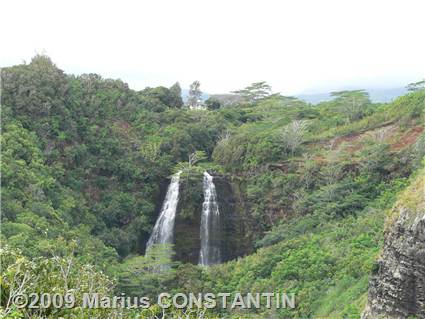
[1,0,424,95]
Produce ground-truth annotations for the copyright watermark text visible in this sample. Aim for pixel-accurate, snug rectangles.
[11,292,296,310]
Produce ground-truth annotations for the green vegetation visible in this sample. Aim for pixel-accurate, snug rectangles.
[1,55,424,318]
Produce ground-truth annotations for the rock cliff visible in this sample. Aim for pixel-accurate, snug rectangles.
[363,172,425,319]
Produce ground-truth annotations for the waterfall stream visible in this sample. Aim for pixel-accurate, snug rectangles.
[146,172,181,251]
[199,172,221,266]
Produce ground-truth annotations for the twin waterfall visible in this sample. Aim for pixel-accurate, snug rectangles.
[146,172,181,250]
[199,172,221,266]
[146,171,221,266]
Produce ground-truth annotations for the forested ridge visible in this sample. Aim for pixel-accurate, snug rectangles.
[1,55,424,318]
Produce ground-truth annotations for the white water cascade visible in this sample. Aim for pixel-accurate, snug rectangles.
[146,172,181,251]
[199,172,221,266]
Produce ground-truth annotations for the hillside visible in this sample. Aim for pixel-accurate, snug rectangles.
[1,56,424,318]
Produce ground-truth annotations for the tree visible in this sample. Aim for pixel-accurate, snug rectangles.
[205,97,221,110]
[281,120,309,154]
[142,85,183,109]
[232,81,272,103]
[331,90,370,123]
[406,79,425,92]
[0,245,113,318]
[169,82,184,108]
[187,80,203,109]
[115,244,176,298]
[175,151,207,180]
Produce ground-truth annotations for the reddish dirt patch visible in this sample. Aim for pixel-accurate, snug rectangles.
[304,122,421,166]
[391,126,424,151]
[313,154,326,163]
[333,124,398,149]
[332,132,362,147]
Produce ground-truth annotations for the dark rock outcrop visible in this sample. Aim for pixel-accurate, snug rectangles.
[213,175,254,261]
[174,176,203,264]
[363,174,425,319]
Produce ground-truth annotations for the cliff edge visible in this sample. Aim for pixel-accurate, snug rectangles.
[363,170,425,318]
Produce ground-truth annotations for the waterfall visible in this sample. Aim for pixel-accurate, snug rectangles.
[199,172,221,266]
[146,172,181,251]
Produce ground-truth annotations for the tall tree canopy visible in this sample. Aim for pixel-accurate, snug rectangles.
[406,79,425,92]
[232,81,272,103]
[330,89,371,123]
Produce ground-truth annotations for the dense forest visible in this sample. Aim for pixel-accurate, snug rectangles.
[1,56,424,318]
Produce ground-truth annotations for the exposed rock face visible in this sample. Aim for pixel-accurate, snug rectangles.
[172,173,253,264]
[213,175,255,261]
[363,200,425,318]
[174,176,203,264]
